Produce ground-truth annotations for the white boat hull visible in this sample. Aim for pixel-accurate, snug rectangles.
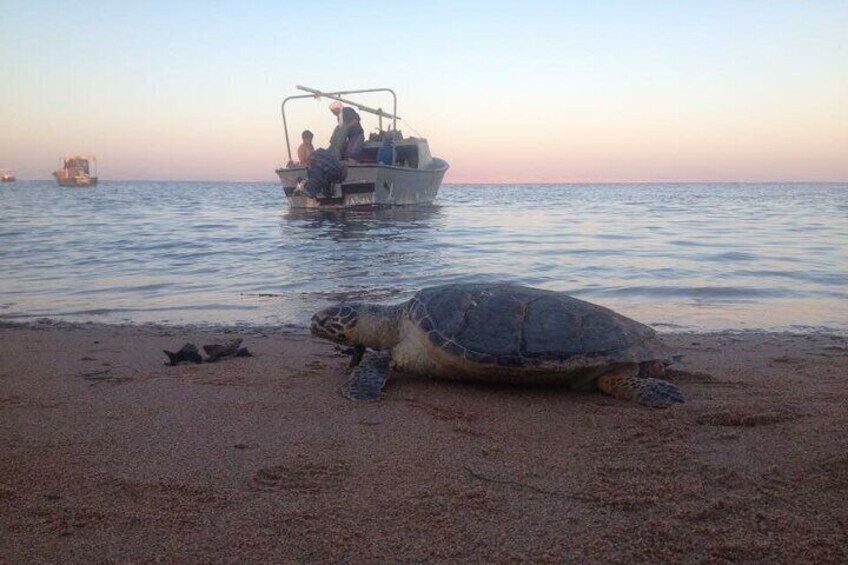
[277,159,448,209]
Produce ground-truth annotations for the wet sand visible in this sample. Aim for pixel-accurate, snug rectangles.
[1,323,846,564]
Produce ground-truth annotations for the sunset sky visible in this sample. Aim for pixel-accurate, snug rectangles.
[1,0,846,183]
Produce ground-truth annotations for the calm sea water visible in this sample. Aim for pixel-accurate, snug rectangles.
[1,181,846,333]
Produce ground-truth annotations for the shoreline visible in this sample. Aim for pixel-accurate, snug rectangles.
[2,315,847,338]
[2,324,846,563]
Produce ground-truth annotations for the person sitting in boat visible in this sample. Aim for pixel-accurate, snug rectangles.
[297,129,314,165]
[294,148,346,199]
[340,107,365,162]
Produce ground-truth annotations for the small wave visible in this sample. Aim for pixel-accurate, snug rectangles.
[0,230,31,238]
[667,239,714,248]
[574,285,791,300]
[731,269,848,287]
[706,251,758,261]
[0,303,260,319]
[595,233,637,240]
[72,283,176,295]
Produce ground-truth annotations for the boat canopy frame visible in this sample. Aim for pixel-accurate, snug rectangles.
[280,86,400,165]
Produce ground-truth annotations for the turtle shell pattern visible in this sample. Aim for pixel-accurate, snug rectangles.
[405,283,662,369]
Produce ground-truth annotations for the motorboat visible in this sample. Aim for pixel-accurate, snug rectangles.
[53,155,98,187]
[275,86,448,209]
[1,169,15,182]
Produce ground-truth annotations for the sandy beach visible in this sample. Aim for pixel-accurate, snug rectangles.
[1,323,846,564]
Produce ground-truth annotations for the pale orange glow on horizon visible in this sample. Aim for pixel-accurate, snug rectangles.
[2,1,846,183]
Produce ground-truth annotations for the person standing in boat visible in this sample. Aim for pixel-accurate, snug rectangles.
[341,107,365,162]
[328,101,349,160]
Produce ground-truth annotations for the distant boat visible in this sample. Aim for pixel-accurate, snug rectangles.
[275,85,449,209]
[53,155,98,187]
[1,168,15,182]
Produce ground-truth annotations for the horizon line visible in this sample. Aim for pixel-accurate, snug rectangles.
[8,178,848,185]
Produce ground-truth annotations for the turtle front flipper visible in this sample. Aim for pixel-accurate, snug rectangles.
[597,364,684,408]
[342,351,390,401]
[349,345,366,368]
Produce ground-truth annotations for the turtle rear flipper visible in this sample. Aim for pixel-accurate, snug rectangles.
[342,351,390,401]
[164,343,203,366]
[598,365,684,407]
[203,338,244,362]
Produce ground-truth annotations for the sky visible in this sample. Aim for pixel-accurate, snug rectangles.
[1,0,846,183]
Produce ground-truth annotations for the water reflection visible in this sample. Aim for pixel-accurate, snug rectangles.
[283,205,444,241]
[274,205,448,306]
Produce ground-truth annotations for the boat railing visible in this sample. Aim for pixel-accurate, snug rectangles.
[280,86,400,166]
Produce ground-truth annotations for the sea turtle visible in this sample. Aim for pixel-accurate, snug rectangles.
[310,283,684,407]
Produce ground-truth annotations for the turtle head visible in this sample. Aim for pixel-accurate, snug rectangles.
[311,304,361,345]
[311,302,402,350]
